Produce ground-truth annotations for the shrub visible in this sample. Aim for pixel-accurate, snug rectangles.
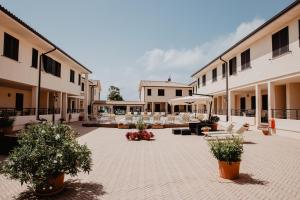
[210,116,220,123]
[1,123,92,189]
[135,119,146,132]
[208,137,243,163]
[0,115,15,128]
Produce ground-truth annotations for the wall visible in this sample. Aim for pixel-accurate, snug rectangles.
[143,87,192,103]
[274,85,286,109]
[0,86,32,108]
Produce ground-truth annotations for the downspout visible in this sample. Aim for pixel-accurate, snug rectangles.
[37,47,57,120]
[219,56,229,122]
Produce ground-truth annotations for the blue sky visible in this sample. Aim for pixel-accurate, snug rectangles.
[0,0,294,100]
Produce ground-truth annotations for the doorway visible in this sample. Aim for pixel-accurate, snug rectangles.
[155,104,160,112]
[15,93,24,111]
[261,95,268,123]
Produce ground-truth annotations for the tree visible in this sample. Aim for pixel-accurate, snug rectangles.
[107,86,124,101]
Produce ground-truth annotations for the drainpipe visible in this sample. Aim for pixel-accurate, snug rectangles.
[219,56,229,122]
[37,47,57,120]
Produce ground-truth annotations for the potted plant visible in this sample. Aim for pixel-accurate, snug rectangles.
[210,116,220,131]
[201,126,211,135]
[118,122,129,129]
[135,119,146,132]
[208,136,243,180]
[1,122,92,196]
[262,128,270,135]
[0,115,15,135]
[243,123,250,131]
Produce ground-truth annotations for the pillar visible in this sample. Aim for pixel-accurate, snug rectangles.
[171,105,174,114]
[59,92,62,116]
[228,91,232,122]
[62,93,67,121]
[46,91,49,114]
[83,73,89,121]
[165,103,168,114]
[151,102,154,113]
[126,105,130,114]
[268,81,275,120]
[31,86,38,117]
[255,84,262,126]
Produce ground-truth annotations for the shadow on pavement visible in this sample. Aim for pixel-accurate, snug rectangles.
[233,173,269,185]
[14,179,106,200]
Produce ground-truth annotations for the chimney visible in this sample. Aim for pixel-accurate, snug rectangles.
[168,76,171,82]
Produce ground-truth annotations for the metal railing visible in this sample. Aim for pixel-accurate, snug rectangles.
[38,108,60,115]
[212,109,228,115]
[67,108,84,113]
[0,108,36,117]
[271,109,300,120]
[197,109,208,114]
[231,109,256,117]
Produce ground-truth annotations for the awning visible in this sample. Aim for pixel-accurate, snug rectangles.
[168,95,212,105]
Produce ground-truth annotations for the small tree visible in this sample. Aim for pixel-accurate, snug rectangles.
[107,86,124,101]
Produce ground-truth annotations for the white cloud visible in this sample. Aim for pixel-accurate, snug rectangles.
[137,17,265,71]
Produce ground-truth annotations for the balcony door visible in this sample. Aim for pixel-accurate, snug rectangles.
[15,93,24,111]
[155,104,160,112]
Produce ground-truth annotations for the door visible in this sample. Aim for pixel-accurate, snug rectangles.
[15,93,24,111]
[261,95,268,123]
[251,96,256,109]
[240,97,246,116]
[155,104,160,112]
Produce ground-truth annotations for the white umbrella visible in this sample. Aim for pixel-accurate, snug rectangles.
[168,95,212,105]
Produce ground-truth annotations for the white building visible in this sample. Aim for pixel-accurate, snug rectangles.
[191,1,300,132]
[0,5,94,129]
[139,79,193,113]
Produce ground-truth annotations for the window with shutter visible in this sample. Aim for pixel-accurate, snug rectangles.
[222,63,226,78]
[42,55,61,77]
[147,89,151,96]
[78,74,81,85]
[70,70,75,83]
[229,57,237,75]
[176,89,182,96]
[241,49,250,70]
[202,75,206,86]
[212,68,217,82]
[3,33,19,61]
[31,48,38,68]
[272,26,289,57]
[158,89,165,96]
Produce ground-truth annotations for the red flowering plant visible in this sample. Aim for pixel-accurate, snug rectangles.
[126,119,154,141]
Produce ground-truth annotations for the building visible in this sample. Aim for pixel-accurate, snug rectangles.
[139,78,193,113]
[0,5,93,130]
[191,1,300,132]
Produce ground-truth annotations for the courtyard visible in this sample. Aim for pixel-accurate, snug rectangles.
[1,125,300,200]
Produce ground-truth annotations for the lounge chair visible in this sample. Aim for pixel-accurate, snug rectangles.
[204,124,247,140]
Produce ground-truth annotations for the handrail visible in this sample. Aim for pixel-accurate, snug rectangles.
[0,108,36,117]
[271,109,300,120]
[231,109,256,117]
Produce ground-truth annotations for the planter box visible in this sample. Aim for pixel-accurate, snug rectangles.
[118,124,129,129]
[152,124,164,129]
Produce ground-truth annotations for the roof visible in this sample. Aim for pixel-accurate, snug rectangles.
[188,80,197,86]
[0,4,92,73]
[191,0,300,77]
[94,100,145,106]
[139,80,191,88]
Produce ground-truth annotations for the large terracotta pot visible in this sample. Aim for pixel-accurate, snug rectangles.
[36,173,65,196]
[3,127,13,135]
[211,123,218,131]
[218,161,240,180]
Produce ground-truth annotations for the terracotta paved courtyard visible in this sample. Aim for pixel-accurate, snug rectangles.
[1,126,300,200]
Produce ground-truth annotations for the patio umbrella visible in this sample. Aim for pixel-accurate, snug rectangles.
[168,95,213,119]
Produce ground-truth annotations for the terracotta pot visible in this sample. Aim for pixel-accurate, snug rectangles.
[262,129,270,135]
[3,127,13,135]
[36,173,65,196]
[211,123,218,131]
[118,124,129,129]
[218,161,240,180]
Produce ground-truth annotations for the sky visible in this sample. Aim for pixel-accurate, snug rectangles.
[0,0,294,100]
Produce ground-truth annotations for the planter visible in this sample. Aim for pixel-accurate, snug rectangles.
[118,124,129,129]
[262,129,270,135]
[211,123,218,131]
[3,127,13,135]
[243,126,249,131]
[79,116,84,121]
[152,124,164,129]
[36,173,65,196]
[218,161,240,180]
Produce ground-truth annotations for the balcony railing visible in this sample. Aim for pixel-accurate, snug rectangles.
[38,108,61,115]
[212,109,228,115]
[0,108,36,117]
[231,109,256,117]
[198,109,208,114]
[67,108,84,113]
[271,109,300,120]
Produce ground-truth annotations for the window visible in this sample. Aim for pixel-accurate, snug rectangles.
[42,55,61,77]
[272,26,289,57]
[189,90,192,96]
[202,74,206,86]
[176,89,182,96]
[31,48,38,68]
[197,78,200,87]
[70,70,75,83]
[298,20,300,47]
[222,63,226,78]
[229,57,237,76]
[81,83,84,91]
[251,96,256,109]
[3,33,19,61]
[241,49,251,70]
[158,89,164,96]
[78,74,81,85]
[147,89,151,96]
[212,68,217,82]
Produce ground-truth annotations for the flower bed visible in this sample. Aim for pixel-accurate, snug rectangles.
[126,131,154,141]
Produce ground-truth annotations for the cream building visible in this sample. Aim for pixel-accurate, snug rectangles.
[0,5,94,129]
[191,1,300,132]
[139,79,193,114]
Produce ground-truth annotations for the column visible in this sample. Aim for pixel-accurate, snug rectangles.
[46,91,49,114]
[255,84,262,127]
[83,73,89,121]
[171,105,174,114]
[267,81,275,120]
[59,92,62,117]
[196,104,199,113]
[165,103,168,114]
[228,91,232,122]
[186,105,188,112]
[126,105,130,114]
[62,93,67,121]
[31,86,38,117]
[151,102,154,113]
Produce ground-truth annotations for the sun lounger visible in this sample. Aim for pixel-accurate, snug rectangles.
[204,125,247,140]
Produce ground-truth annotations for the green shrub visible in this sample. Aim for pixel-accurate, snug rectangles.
[208,137,243,163]
[0,115,15,128]
[210,116,220,123]
[135,119,146,132]
[1,123,92,189]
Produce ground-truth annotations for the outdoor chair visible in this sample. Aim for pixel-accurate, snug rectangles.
[125,114,133,123]
[204,124,246,140]
[181,113,190,123]
[167,115,175,124]
[153,114,161,123]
